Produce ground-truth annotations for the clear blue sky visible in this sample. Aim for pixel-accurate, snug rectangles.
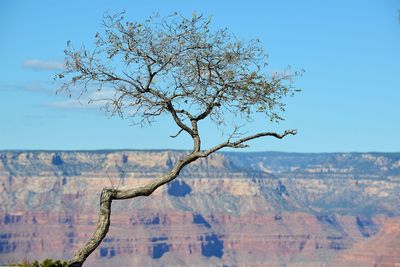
[0,0,399,152]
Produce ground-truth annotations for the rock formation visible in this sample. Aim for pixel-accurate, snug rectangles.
[0,151,399,266]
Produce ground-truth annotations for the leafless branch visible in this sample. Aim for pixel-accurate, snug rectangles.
[170,128,183,138]
[200,129,297,157]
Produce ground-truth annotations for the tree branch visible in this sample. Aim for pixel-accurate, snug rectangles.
[194,102,221,121]
[165,101,194,136]
[200,129,297,157]
[170,128,183,138]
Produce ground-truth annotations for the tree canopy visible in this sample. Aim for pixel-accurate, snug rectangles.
[58,12,300,143]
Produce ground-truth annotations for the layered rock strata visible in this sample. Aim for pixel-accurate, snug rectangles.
[0,151,399,266]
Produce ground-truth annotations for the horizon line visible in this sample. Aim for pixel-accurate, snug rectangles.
[0,149,399,154]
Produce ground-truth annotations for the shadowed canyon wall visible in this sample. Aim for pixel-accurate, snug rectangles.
[0,151,399,266]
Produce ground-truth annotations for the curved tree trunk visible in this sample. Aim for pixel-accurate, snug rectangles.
[67,130,295,266]
[68,152,199,266]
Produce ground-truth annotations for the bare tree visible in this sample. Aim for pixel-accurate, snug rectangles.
[57,12,300,266]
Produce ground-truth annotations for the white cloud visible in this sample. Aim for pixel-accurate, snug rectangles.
[22,59,64,71]
[0,81,54,93]
[47,99,92,109]
[48,89,115,110]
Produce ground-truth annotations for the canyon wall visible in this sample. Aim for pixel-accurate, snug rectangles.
[0,151,399,266]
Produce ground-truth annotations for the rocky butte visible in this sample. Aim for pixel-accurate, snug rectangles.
[0,150,399,266]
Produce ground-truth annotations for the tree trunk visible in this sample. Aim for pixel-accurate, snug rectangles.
[67,130,295,266]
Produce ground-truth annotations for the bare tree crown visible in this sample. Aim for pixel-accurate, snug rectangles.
[58,12,300,146]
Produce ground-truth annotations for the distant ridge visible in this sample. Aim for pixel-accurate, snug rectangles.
[1,150,399,266]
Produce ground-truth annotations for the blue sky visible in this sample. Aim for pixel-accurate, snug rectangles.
[0,0,399,152]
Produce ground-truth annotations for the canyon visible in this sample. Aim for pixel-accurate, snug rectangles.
[0,150,399,266]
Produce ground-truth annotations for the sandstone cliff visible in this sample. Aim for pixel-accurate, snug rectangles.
[0,151,399,266]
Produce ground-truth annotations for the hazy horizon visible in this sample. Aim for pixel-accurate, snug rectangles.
[1,149,399,154]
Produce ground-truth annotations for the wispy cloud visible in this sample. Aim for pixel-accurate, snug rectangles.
[0,81,55,93]
[48,89,116,110]
[22,59,64,71]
